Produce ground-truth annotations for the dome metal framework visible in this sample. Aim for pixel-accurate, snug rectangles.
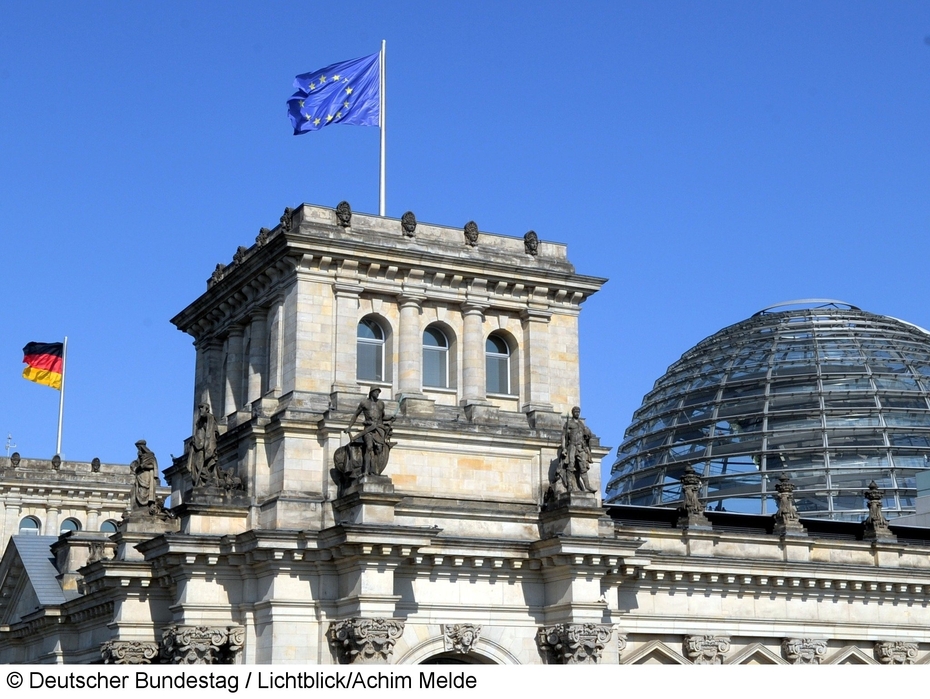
[606,302,930,521]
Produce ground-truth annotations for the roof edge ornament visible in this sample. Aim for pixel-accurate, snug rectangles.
[753,299,860,316]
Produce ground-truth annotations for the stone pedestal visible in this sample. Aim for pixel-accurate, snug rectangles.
[525,407,563,430]
[540,490,604,538]
[462,400,499,424]
[677,509,712,532]
[115,511,180,560]
[176,487,250,535]
[399,393,435,418]
[333,475,402,525]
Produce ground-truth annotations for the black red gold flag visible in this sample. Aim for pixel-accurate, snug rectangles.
[22,341,64,390]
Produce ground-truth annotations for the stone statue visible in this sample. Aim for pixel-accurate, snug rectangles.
[9,452,20,467]
[774,473,800,524]
[338,388,396,481]
[280,206,293,232]
[463,220,479,246]
[680,464,704,516]
[524,230,539,256]
[773,472,805,535]
[401,211,417,236]
[130,440,159,510]
[91,457,101,472]
[188,403,220,487]
[864,480,894,540]
[335,200,352,227]
[558,407,596,493]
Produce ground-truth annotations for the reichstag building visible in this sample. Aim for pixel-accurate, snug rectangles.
[2,207,930,666]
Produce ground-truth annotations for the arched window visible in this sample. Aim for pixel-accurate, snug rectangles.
[100,520,119,533]
[423,327,449,388]
[357,318,385,382]
[60,518,81,534]
[19,516,40,535]
[486,334,513,395]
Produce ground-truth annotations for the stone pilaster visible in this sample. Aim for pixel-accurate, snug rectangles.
[266,293,285,396]
[247,309,268,405]
[45,506,60,536]
[461,303,487,403]
[397,294,424,396]
[224,326,245,416]
[537,623,613,664]
[329,618,405,664]
[520,308,553,412]
[332,282,363,395]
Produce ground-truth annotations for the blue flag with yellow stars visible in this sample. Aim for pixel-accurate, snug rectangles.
[287,53,381,134]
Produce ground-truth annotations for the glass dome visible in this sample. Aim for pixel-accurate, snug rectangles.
[606,301,930,521]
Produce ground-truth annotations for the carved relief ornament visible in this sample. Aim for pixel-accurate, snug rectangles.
[442,624,481,654]
[161,625,244,664]
[782,638,827,664]
[101,640,160,664]
[875,641,918,664]
[684,635,730,664]
[537,623,613,664]
[329,618,405,664]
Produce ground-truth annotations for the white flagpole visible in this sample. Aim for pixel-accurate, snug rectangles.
[379,39,386,216]
[56,336,68,455]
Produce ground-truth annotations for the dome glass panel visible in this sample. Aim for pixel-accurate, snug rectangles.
[606,302,930,521]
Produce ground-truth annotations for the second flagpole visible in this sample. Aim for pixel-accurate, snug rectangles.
[56,335,67,456]
[379,39,386,216]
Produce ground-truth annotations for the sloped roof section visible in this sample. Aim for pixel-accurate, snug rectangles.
[11,536,64,606]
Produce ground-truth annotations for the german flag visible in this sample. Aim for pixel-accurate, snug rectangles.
[22,341,64,390]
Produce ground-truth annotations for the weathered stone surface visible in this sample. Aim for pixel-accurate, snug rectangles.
[161,625,244,665]
[329,618,404,664]
[537,623,612,664]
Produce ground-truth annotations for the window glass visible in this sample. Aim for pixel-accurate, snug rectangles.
[100,520,119,533]
[60,518,81,534]
[357,319,384,381]
[486,335,511,394]
[19,517,40,535]
[423,327,449,388]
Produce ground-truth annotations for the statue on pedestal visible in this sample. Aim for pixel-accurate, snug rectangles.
[130,440,159,510]
[188,403,220,487]
[335,388,396,486]
[557,407,596,493]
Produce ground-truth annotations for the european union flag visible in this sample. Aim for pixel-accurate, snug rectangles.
[287,53,381,135]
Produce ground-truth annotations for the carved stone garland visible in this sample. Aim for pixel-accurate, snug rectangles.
[161,625,244,664]
[329,618,405,664]
[684,635,730,664]
[537,624,613,664]
[442,624,481,654]
[101,640,160,664]
[781,638,827,664]
[875,641,918,664]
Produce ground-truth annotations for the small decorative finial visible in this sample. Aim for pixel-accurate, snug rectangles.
[463,221,479,246]
[335,201,352,227]
[401,211,417,237]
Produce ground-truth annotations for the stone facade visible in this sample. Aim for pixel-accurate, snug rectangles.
[0,455,139,544]
[3,204,930,665]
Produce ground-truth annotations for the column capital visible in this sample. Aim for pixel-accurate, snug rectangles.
[520,308,552,323]
[333,282,365,298]
[461,301,488,317]
[250,307,269,322]
[227,324,245,338]
[397,293,426,309]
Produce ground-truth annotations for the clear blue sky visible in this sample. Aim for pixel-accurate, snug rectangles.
[2,2,929,487]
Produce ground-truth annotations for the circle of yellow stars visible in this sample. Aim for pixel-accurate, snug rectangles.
[299,75,356,125]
